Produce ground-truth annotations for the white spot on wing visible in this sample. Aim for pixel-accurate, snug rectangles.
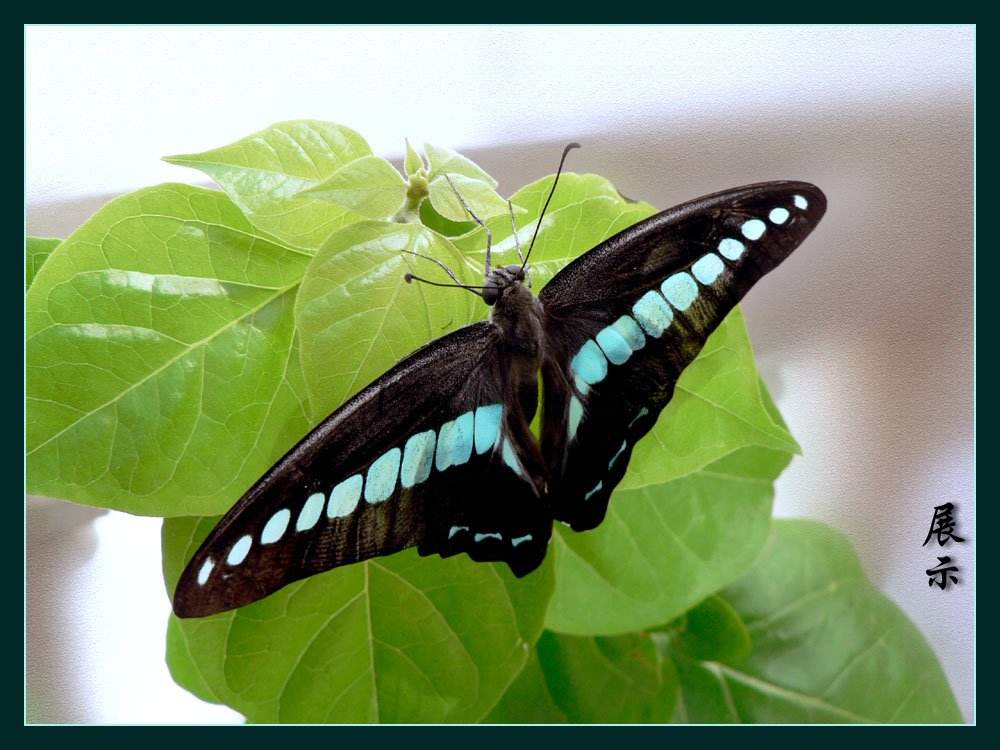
[227,535,252,566]
[261,509,291,544]
[296,493,325,532]
[197,558,214,585]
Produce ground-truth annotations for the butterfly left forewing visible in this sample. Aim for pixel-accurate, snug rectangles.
[173,321,551,618]
[538,181,826,531]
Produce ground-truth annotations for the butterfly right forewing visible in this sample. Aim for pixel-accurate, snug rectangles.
[538,181,827,531]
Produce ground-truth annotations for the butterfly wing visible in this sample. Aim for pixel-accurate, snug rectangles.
[538,181,826,531]
[173,321,552,618]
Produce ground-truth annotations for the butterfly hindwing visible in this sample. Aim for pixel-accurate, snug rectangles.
[538,181,826,531]
[173,322,551,618]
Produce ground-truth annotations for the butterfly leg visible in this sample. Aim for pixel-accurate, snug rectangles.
[444,173,493,278]
[508,199,531,289]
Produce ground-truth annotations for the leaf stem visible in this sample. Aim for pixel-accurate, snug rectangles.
[392,172,428,224]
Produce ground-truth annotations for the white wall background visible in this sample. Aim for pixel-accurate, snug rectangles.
[25,26,974,724]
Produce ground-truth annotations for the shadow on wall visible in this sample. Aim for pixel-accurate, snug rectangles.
[26,497,106,723]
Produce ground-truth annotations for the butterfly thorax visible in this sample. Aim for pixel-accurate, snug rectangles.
[488,277,545,360]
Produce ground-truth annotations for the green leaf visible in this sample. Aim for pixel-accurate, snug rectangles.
[296,155,407,219]
[165,614,223,706]
[672,520,963,723]
[418,196,476,237]
[164,120,372,250]
[162,515,249,713]
[294,221,478,416]
[533,629,679,723]
[545,443,789,635]
[404,138,424,177]
[26,184,313,516]
[26,236,61,290]
[484,648,568,724]
[162,515,555,724]
[425,142,498,187]
[666,595,751,663]
[630,308,801,487]
[427,173,513,222]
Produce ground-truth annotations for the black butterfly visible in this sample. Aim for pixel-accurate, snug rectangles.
[173,146,826,618]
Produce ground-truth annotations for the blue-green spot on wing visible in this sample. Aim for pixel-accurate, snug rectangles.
[538,182,826,531]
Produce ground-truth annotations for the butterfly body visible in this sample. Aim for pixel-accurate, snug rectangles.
[173,176,826,619]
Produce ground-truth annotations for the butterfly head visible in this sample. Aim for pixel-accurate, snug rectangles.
[482,264,527,306]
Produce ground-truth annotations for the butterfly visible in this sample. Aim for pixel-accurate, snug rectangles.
[173,145,826,618]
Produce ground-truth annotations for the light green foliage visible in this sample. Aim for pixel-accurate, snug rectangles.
[418,197,477,237]
[296,155,408,219]
[403,138,424,177]
[26,185,313,515]
[26,236,60,290]
[164,121,371,250]
[294,222,479,416]
[425,142,498,187]
[546,443,790,635]
[26,122,960,722]
[454,173,660,289]
[624,310,800,487]
[427,173,515,222]
[422,141,513,221]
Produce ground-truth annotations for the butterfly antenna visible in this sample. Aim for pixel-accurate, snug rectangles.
[401,249,484,296]
[520,142,580,276]
[400,247,474,285]
[404,273,485,297]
